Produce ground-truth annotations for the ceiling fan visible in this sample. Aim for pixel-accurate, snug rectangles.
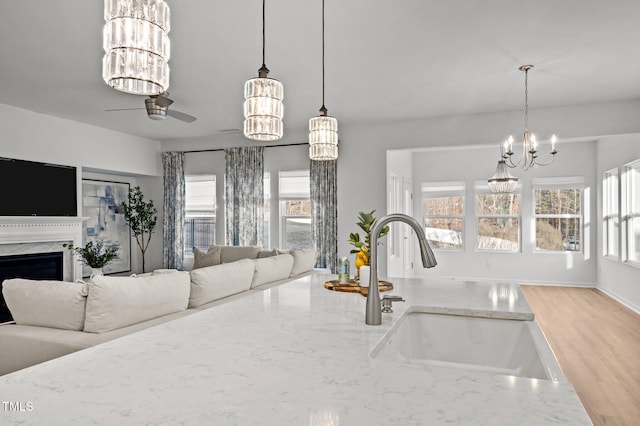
[106,92,197,123]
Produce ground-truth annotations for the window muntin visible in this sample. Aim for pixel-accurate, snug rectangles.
[422,182,464,250]
[475,183,521,252]
[279,170,312,250]
[184,175,216,256]
[603,169,619,258]
[623,160,640,266]
[533,183,582,252]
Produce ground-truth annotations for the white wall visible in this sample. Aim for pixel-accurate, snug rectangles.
[336,99,640,278]
[0,103,162,274]
[0,103,161,176]
[596,133,640,312]
[408,141,598,285]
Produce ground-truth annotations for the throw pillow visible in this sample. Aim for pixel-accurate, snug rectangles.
[84,271,191,333]
[257,249,279,258]
[2,279,88,331]
[188,258,255,308]
[289,248,317,277]
[219,245,262,263]
[193,246,222,269]
[251,254,294,288]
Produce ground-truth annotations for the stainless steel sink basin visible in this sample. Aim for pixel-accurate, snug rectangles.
[370,308,565,381]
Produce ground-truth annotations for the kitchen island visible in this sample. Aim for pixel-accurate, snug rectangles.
[0,273,591,425]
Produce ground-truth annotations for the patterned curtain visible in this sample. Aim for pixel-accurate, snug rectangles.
[162,151,185,269]
[225,146,264,246]
[311,159,338,272]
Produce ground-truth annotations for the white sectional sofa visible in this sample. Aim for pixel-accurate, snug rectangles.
[0,246,317,376]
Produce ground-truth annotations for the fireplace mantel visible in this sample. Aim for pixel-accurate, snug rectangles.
[0,217,87,281]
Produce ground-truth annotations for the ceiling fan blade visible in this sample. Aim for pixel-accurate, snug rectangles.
[167,109,197,123]
[105,108,145,112]
[155,94,174,108]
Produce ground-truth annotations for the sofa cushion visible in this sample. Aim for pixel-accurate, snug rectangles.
[84,271,191,334]
[188,259,255,308]
[251,254,294,288]
[193,246,222,269]
[219,245,261,263]
[2,279,88,331]
[289,249,317,276]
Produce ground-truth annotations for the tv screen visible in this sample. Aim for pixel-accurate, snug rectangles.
[0,157,77,216]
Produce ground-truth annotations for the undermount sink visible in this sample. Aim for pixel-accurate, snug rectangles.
[370,308,565,382]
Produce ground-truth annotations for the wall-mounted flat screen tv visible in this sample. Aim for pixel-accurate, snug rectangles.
[0,157,77,216]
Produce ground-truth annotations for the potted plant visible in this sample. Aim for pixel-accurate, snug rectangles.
[348,210,389,274]
[63,239,119,280]
[122,186,157,273]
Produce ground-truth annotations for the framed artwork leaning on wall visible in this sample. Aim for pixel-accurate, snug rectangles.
[81,179,131,276]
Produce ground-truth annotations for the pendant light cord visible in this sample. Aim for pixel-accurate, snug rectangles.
[524,67,529,132]
[322,0,325,109]
[258,0,269,77]
[319,0,327,115]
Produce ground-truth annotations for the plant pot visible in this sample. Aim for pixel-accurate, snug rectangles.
[90,267,104,283]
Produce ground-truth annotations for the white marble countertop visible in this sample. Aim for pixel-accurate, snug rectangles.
[0,273,592,425]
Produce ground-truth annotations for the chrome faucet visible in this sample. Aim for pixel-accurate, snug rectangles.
[366,213,437,325]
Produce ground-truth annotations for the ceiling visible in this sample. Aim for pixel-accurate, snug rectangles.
[0,0,638,142]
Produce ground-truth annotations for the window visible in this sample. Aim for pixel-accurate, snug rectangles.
[475,182,520,252]
[279,170,312,250]
[622,160,640,266]
[603,169,619,258]
[422,181,465,250]
[184,175,216,256]
[533,178,583,252]
[263,173,271,248]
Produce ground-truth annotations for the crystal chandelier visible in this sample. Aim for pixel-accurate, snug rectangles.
[487,159,519,194]
[309,0,338,160]
[500,65,558,171]
[244,0,284,141]
[102,0,171,96]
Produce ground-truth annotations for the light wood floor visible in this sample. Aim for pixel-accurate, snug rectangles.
[520,285,640,426]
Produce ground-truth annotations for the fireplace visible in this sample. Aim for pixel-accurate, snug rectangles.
[0,252,64,322]
[0,216,86,323]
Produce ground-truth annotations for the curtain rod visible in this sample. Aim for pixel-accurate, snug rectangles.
[183,142,308,154]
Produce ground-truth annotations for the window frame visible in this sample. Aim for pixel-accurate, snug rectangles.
[421,181,465,251]
[278,170,312,250]
[532,178,584,254]
[474,182,522,253]
[603,168,620,259]
[622,159,640,268]
[183,174,217,257]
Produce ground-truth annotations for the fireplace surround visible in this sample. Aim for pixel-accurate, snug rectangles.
[0,217,85,322]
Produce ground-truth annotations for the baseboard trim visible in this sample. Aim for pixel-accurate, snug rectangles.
[596,286,640,315]
[421,275,598,288]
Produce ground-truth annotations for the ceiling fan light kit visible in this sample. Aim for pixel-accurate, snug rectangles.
[243,0,284,141]
[144,97,167,120]
[102,0,171,96]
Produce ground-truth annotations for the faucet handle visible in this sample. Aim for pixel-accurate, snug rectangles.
[380,294,405,313]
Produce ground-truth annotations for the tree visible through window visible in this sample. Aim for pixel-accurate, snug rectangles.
[422,182,464,250]
[475,186,521,252]
[534,186,582,252]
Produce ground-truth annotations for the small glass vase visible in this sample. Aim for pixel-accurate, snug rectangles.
[90,267,104,283]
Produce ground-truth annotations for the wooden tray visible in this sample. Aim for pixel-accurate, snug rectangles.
[324,279,393,297]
